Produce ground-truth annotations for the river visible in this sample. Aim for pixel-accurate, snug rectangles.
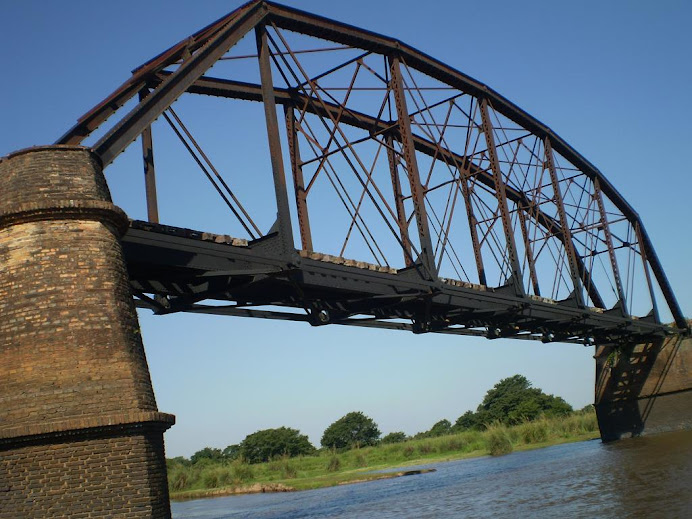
[172,430,692,518]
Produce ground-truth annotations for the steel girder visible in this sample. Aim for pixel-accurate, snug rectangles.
[55,0,687,340]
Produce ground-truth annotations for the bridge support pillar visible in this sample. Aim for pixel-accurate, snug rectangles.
[595,331,692,441]
[0,146,174,518]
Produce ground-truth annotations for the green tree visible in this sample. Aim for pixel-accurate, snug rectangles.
[222,444,241,461]
[454,410,482,431]
[190,447,223,464]
[476,374,573,425]
[239,427,315,464]
[428,419,452,437]
[321,411,381,449]
[381,431,407,444]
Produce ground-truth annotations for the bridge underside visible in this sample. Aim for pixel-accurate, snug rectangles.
[124,220,675,345]
[1,1,690,518]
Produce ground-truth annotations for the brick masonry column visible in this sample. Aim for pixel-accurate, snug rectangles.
[595,330,692,442]
[0,146,175,518]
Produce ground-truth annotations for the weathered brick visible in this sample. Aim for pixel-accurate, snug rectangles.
[0,147,174,518]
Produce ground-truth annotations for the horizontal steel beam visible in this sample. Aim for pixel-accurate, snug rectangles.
[123,221,681,342]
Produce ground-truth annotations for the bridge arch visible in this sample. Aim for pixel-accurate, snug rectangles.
[1,2,689,517]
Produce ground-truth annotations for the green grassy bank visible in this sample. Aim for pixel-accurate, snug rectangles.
[168,411,598,500]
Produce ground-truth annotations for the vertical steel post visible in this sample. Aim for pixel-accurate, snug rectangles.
[388,55,437,278]
[593,177,627,312]
[385,135,413,267]
[256,24,294,254]
[544,137,584,306]
[459,176,487,286]
[479,97,524,294]
[284,106,313,252]
[139,89,159,223]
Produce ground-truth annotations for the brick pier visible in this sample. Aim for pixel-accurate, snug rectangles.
[0,146,174,518]
[595,332,692,441]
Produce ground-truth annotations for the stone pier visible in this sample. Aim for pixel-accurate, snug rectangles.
[0,146,174,518]
[595,330,692,441]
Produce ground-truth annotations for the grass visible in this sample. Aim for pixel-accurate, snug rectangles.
[168,410,598,500]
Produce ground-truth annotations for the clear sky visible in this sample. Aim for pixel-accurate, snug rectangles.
[2,1,690,457]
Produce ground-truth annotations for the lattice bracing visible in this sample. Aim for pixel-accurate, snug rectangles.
[56,0,687,343]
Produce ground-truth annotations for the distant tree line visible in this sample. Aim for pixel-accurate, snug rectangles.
[180,374,579,465]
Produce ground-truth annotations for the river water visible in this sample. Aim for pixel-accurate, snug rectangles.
[172,430,692,518]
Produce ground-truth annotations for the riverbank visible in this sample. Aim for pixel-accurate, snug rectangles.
[168,411,598,501]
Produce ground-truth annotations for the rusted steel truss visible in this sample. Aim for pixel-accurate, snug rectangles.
[57,0,687,342]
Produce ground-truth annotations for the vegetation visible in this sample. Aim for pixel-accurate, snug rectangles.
[321,411,381,449]
[239,427,315,464]
[190,447,224,464]
[167,375,598,499]
[381,431,407,444]
[456,374,573,429]
[167,410,598,499]
[426,419,453,437]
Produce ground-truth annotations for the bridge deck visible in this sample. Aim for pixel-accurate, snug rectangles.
[123,220,671,344]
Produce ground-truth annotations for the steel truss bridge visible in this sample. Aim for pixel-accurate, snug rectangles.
[58,0,686,345]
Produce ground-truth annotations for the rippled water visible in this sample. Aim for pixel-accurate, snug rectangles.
[172,430,692,518]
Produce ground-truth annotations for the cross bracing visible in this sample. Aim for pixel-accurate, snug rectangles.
[56,0,687,344]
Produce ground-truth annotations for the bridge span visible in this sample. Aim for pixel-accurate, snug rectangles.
[1,2,689,517]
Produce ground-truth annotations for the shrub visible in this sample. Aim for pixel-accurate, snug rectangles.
[281,461,297,479]
[520,419,548,444]
[381,431,407,444]
[202,467,223,488]
[168,466,191,491]
[355,453,367,467]
[240,427,316,463]
[485,425,513,456]
[327,455,341,472]
[232,462,255,483]
[442,438,464,451]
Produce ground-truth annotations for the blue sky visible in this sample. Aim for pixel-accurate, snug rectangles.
[2,1,690,457]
